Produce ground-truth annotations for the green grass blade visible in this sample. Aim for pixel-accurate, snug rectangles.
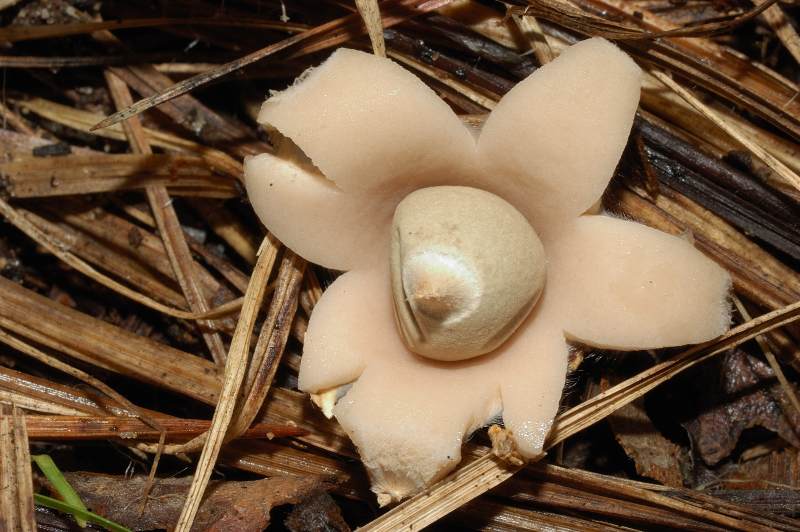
[32,454,89,527]
[34,493,132,532]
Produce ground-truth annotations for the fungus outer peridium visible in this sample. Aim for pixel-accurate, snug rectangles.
[243,38,733,504]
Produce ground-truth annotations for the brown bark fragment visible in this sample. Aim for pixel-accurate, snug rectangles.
[285,490,351,532]
[685,349,800,466]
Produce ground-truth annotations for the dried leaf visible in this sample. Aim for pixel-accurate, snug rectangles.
[752,0,800,66]
[507,0,779,40]
[63,473,330,531]
[17,98,242,178]
[0,17,304,43]
[685,349,800,466]
[0,275,221,403]
[724,445,800,491]
[22,415,304,442]
[174,237,279,531]
[605,382,687,487]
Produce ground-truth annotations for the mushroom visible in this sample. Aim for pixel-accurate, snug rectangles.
[244,38,732,503]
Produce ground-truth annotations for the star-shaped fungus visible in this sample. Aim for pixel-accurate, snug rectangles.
[244,38,732,504]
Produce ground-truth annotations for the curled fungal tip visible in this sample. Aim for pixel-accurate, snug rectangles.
[391,186,546,362]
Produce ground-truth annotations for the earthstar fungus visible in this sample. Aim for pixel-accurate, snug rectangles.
[244,38,732,504]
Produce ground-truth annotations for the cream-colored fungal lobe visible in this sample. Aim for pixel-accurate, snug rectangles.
[245,48,479,270]
[391,186,546,361]
[547,215,732,349]
[298,268,385,393]
[335,359,502,504]
[477,37,642,229]
[258,48,476,193]
[244,139,393,269]
[497,301,568,458]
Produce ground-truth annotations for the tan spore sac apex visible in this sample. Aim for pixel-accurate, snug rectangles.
[391,186,546,361]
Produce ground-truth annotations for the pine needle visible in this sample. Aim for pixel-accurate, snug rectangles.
[356,0,386,57]
[651,69,800,195]
[0,197,243,321]
[0,406,35,532]
[90,0,446,132]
